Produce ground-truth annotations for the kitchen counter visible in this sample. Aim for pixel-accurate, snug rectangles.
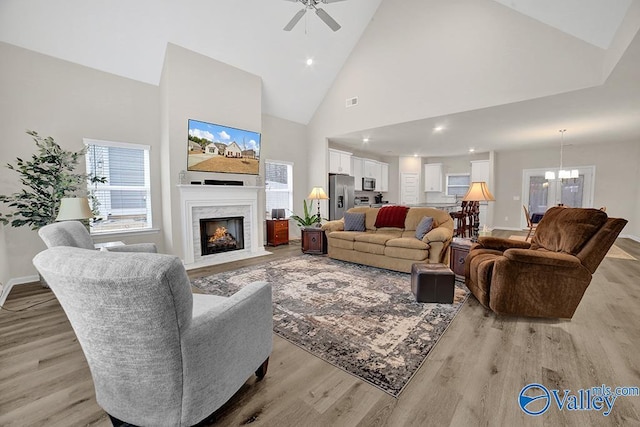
[408,203,460,212]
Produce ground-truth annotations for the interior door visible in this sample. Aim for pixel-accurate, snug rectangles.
[401,173,419,205]
[522,167,594,228]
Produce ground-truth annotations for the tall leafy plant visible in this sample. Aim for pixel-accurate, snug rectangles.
[290,199,320,228]
[0,130,103,230]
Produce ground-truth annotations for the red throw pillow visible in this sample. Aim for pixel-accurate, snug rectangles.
[374,206,410,229]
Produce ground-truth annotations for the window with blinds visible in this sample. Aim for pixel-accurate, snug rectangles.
[446,173,471,197]
[84,139,152,234]
[265,160,293,218]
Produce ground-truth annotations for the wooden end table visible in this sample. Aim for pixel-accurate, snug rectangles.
[301,227,327,255]
[266,219,289,246]
[450,238,473,278]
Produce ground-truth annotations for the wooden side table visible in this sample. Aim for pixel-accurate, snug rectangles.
[266,219,289,246]
[450,238,473,278]
[301,227,327,254]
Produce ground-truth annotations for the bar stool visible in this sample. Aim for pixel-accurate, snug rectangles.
[450,201,468,237]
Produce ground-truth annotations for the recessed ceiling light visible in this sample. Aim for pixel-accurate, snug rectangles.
[433,126,444,132]
[363,137,369,143]
[413,154,418,157]
[306,58,314,66]
[469,148,475,153]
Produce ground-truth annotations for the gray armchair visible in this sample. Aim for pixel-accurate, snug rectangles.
[33,246,273,426]
[38,220,157,253]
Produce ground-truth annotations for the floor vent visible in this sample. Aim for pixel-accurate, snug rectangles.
[345,97,358,108]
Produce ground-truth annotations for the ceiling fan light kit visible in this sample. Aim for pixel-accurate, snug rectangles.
[283,0,347,32]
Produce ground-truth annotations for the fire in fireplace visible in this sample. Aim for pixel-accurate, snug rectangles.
[200,216,244,255]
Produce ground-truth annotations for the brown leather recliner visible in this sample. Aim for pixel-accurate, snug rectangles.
[464,207,628,319]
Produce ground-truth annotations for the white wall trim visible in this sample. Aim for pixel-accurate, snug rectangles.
[620,234,640,243]
[0,275,40,307]
[494,226,525,231]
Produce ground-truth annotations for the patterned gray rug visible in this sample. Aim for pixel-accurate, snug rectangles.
[191,255,468,396]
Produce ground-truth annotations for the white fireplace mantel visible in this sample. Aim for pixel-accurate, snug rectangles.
[177,185,269,269]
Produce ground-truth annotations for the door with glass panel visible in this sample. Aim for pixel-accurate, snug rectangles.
[522,167,594,228]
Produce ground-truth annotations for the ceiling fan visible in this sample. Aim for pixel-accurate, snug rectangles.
[283,0,347,32]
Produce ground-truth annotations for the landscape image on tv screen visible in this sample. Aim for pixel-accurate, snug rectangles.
[187,119,261,175]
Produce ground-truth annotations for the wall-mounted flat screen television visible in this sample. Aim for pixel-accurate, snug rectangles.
[187,119,261,175]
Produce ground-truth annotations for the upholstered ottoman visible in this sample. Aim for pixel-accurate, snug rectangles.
[411,263,455,303]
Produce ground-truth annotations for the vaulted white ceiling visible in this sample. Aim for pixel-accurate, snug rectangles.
[0,0,638,155]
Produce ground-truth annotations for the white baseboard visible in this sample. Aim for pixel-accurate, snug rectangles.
[0,275,40,307]
[493,226,526,231]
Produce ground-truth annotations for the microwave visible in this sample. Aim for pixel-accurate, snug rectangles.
[362,177,376,191]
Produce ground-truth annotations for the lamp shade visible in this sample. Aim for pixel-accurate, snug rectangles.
[307,187,328,200]
[462,182,495,202]
[55,197,93,221]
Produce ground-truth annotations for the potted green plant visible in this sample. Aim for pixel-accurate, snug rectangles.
[0,130,104,230]
[289,199,321,228]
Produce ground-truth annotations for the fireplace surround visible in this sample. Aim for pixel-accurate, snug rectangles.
[178,185,269,268]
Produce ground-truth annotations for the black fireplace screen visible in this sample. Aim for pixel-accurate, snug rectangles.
[199,216,244,255]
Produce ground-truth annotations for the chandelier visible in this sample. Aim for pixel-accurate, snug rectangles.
[545,129,578,180]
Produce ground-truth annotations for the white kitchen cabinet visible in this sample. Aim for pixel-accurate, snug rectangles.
[328,149,352,175]
[424,163,443,192]
[379,162,389,192]
[363,159,377,178]
[364,160,382,190]
[470,159,489,183]
[352,157,363,191]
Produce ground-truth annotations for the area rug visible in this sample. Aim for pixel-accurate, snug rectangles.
[191,255,468,397]
[508,235,635,260]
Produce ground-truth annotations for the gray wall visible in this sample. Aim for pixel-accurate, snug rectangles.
[0,41,162,279]
[493,140,640,235]
[0,226,8,292]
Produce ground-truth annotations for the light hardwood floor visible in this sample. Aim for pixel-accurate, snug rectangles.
[1,232,639,426]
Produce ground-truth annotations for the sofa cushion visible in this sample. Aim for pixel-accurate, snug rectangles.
[347,206,378,230]
[530,207,608,254]
[415,216,434,240]
[354,233,396,245]
[384,246,429,261]
[373,228,404,237]
[386,237,429,250]
[328,236,355,250]
[354,241,386,255]
[327,231,363,242]
[374,206,409,229]
[344,212,366,232]
[405,207,452,231]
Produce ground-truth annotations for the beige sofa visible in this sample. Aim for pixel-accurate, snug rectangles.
[321,206,454,273]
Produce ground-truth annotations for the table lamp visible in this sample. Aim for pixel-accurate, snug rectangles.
[307,187,329,227]
[56,197,93,221]
[462,182,495,242]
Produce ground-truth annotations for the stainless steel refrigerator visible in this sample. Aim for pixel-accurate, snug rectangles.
[329,174,355,220]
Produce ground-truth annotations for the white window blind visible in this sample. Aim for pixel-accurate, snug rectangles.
[265,160,293,218]
[446,174,471,196]
[84,139,152,234]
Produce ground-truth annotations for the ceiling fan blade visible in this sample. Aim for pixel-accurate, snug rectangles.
[283,8,306,31]
[315,7,341,31]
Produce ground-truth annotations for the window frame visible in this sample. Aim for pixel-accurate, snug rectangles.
[264,159,294,219]
[445,173,471,197]
[84,138,152,235]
